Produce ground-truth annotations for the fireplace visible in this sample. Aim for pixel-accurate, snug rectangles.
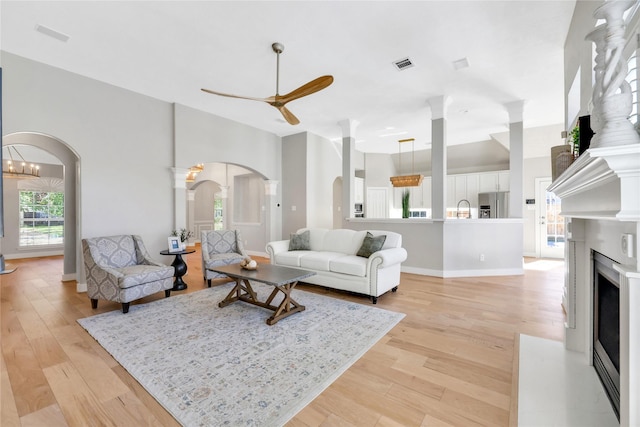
[592,250,620,419]
[548,144,640,426]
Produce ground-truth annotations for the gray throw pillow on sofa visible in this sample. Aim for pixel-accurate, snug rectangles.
[356,232,386,258]
[289,230,311,251]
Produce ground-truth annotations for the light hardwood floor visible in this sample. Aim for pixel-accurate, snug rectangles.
[0,248,565,426]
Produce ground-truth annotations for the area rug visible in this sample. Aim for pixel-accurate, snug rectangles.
[78,283,405,426]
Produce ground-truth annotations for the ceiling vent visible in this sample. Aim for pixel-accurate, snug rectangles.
[393,57,414,71]
[35,24,70,42]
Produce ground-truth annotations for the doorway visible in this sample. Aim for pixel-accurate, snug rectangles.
[536,177,565,258]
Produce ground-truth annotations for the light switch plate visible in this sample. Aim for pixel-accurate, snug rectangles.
[621,234,635,257]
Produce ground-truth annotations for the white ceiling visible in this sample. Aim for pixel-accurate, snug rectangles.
[1,1,576,155]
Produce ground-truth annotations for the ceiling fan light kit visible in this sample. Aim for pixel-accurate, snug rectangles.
[201,42,333,125]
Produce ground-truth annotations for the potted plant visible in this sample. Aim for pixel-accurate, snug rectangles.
[171,228,194,250]
[570,124,580,158]
[402,189,410,218]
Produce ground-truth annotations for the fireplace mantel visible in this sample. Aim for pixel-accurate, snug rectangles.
[547,143,639,426]
[548,145,640,221]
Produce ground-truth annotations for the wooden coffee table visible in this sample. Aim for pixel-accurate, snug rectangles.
[210,263,315,325]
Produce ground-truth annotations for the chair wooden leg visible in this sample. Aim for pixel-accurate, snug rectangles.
[122,302,130,313]
[165,290,171,297]
[207,279,211,288]
[91,299,98,309]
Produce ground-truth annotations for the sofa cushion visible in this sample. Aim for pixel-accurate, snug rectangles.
[275,251,306,267]
[322,229,367,254]
[330,255,367,277]
[356,232,387,258]
[299,252,345,272]
[289,230,311,251]
[118,264,174,289]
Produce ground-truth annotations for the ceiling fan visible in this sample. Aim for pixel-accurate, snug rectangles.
[201,42,333,125]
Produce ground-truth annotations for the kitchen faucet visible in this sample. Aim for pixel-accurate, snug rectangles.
[456,199,471,219]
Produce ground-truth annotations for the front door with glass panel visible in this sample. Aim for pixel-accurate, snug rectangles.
[537,178,565,258]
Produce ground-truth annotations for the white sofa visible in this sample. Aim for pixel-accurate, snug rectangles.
[265,228,407,303]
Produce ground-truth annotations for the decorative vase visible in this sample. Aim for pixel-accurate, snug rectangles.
[555,151,574,179]
[551,145,573,180]
[586,0,640,148]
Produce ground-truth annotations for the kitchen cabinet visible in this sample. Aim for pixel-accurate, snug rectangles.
[454,175,468,204]
[422,177,432,209]
[498,171,510,191]
[479,171,510,192]
[466,174,479,208]
[447,176,456,209]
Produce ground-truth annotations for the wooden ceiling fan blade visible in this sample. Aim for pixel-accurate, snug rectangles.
[201,88,268,103]
[276,106,300,125]
[279,75,334,104]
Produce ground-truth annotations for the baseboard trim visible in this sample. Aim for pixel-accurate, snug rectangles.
[62,273,76,282]
[3,249,64,259]
[401,266,524,278]
[77,282,87,293]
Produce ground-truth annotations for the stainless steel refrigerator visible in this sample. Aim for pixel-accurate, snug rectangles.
[478,191,509,218]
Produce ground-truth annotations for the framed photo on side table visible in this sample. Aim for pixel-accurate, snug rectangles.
[168,237,181,253]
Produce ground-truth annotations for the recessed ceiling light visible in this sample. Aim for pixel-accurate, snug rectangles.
[453,57,470,70]
[35,24,70,42]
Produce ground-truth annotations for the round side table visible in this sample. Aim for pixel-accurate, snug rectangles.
[160,248,196,291]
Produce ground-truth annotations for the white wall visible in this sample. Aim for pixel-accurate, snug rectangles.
[282,133,307,238]
[3,52,174,265]
[2,52,283,279]
[174,104,281,180]
[307,132,341,229]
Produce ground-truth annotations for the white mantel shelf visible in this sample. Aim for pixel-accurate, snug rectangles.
[548,145,640,221]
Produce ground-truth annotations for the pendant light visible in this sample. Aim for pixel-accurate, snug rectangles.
[390,138,423,187]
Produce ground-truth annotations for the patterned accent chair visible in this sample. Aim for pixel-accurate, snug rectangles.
[82,235,175,313]
[201,230,248,287]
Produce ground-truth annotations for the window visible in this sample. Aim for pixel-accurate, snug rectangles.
[19,191,64,246]
[214,197,224,230]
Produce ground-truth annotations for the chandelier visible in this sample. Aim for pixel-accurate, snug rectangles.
[390,138,423,187]
[185,163,204,183]
[2,146,40,179]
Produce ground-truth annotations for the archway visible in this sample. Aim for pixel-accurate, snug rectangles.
[2,132,80,281]
[185,162,275,254]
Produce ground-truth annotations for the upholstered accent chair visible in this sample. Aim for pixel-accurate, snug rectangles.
[201,230,248,287]
[82,235,175,313]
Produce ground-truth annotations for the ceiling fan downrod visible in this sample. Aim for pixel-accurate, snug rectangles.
[272,42,284,97]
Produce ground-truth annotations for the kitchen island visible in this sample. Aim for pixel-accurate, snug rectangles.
[346,217,524,278]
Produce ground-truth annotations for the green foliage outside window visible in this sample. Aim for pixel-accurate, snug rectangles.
[19,191,64,246]
[214,197,224,230]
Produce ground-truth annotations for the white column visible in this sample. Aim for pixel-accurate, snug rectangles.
[219,185,229,230]
[428,96,451,220]
[338,119,359,227]
[506,100,524,218]
[264,180,279,245]
[171,167,189,232]
[186,190,195,246]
